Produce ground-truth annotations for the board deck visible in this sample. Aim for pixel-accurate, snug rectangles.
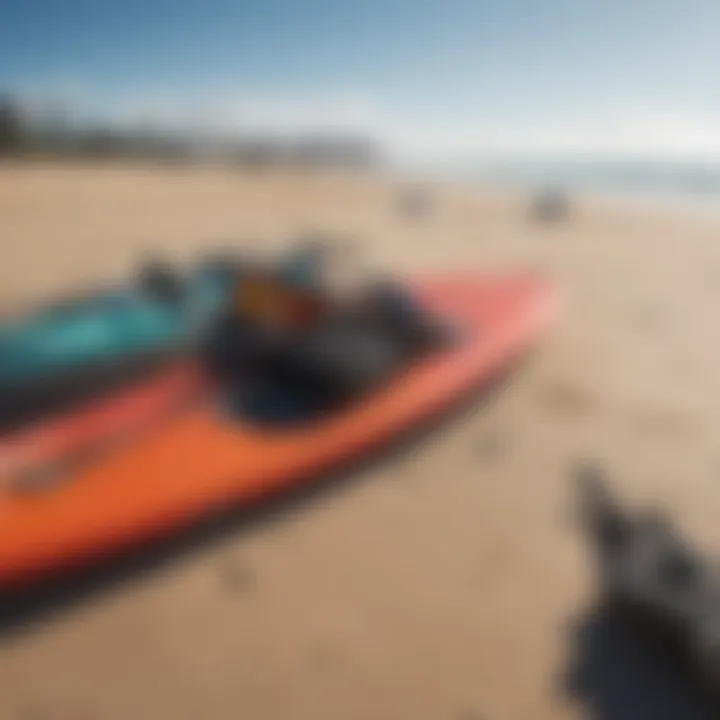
[0,365,203,489]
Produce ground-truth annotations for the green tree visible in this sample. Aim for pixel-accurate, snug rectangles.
[0,96,24,154]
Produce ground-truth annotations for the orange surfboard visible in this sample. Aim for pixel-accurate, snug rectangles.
[0,274,557,587]
[0,364,204,490]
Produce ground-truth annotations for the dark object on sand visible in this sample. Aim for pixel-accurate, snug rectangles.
[398,184,431,220]
[532,188,569,222]
[578,465,720,698]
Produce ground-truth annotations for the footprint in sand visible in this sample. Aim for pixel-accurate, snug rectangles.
[475,428,509,462]
[17,711,51,720]
[219,560,258,594]
[628,406,699,439]
[538,379,599,416]
[456,708,487,720]
[307,641,343,669]
[630,303,666,332]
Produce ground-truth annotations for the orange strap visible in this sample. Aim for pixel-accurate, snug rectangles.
[235,278,326,328]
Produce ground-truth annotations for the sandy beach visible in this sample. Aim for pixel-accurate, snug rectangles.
[1,161,720,720]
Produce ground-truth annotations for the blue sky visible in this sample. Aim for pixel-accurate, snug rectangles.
[2,0,720,159]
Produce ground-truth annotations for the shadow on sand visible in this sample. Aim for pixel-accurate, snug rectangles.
[564,605,717,720]
[0,360,523,640]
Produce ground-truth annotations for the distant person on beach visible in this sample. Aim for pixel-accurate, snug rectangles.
[532,188,569,222]
[398,184,432,220]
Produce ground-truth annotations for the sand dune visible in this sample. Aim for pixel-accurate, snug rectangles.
[1,162,720,719]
